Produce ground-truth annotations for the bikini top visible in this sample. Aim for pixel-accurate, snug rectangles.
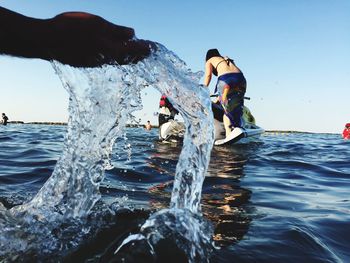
[212,57,234,76]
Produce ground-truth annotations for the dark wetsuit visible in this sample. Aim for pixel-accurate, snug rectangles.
[215,72,246,128]
[2,115,8,125]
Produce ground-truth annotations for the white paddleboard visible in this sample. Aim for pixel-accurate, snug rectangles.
[214,127,245,146]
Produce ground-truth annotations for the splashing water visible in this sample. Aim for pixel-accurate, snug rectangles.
[0,43,214,260]
[114,45,216,262]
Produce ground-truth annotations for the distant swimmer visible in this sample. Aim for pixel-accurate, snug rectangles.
[203,49,247,140]
[145,120,152,131]
[1,113,8,125]
[342,123,350,140]
[0,7,155,67]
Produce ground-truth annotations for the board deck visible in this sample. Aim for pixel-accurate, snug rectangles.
[214,127,245,146]
[214,126,264,146]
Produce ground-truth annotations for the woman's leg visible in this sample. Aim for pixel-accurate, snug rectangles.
[223,114,232,137]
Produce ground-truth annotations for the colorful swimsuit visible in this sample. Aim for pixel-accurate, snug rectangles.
[215,72,246,128]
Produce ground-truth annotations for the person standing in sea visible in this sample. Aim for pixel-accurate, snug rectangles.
[1,113,8,125]
[145,120,152,130]
[203,49,247,141]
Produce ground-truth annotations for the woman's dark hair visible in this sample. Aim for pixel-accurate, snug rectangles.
[206,49,221,61]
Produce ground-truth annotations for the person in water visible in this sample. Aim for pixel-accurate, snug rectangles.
[158,95,179,127]
[1,113,9,125]
[0,7,154,67]
[203,49,247,139]
[145,120,152,130]
[342,123,350,140]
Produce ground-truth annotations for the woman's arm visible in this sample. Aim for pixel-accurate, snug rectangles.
[203,60,213,87]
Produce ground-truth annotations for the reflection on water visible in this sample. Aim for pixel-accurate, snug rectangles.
[146,140,260,247]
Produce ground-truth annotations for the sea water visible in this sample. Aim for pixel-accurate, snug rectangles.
[1,126,350,262]
[1,127,349,262]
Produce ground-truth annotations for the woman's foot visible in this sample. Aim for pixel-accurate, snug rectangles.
[214,127,244,145]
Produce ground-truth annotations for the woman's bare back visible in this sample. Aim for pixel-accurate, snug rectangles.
[209,56,241,76]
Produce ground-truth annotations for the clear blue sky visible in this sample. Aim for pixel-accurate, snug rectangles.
[1,0,349,133]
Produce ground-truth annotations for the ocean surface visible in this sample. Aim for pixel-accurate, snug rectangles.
[0,124,349,262]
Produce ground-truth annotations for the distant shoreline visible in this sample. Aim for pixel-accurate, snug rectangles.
[7,121,159,128]
[9,121,68,126]
[6,122,338,135]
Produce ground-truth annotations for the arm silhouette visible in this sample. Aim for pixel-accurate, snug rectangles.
[0,7,155,67]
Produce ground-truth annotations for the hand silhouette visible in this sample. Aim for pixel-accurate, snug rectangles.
[0,7,155,67]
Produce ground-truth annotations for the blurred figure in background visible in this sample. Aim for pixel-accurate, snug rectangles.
[1,113,9,125]
[145,120,152,130]
[158,95,178,127]
[342,123,350,140]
